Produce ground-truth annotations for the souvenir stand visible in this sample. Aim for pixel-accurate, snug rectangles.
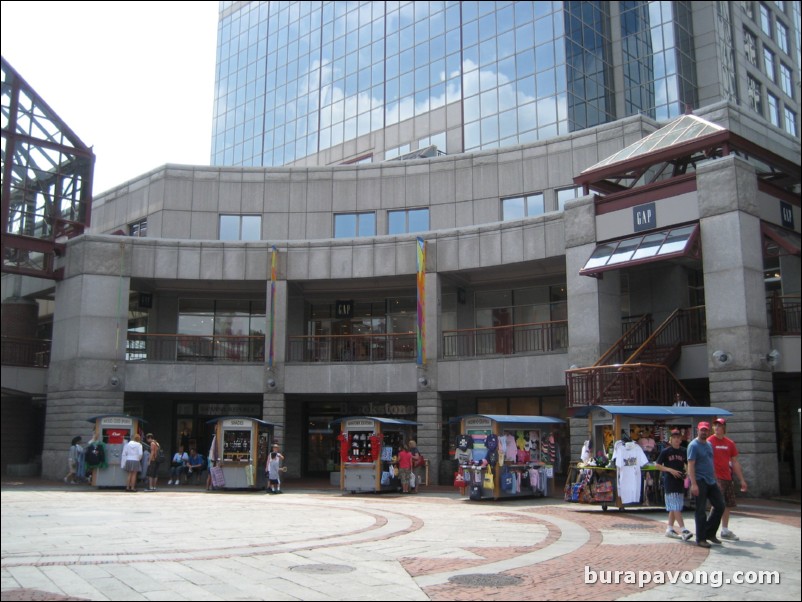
[453,414,565,501]
[338,417,418,493]
[566,405,733,511]
[86,414,147,488]
[208,417,276,490]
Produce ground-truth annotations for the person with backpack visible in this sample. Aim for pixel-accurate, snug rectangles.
[145,433,163,491]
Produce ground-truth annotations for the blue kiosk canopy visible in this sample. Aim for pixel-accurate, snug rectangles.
[572,405,733,419]
[451,414,565,425]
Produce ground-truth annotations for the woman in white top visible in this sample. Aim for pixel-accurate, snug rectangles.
[121,434,144,492]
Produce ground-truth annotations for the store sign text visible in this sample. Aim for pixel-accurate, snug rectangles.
[358,402,416,416]
[100,416,133,426]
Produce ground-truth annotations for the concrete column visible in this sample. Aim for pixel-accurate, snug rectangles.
[697,154,779,496]
[564,195,622,369]
[42,268,130,479]
[416,391,442,485]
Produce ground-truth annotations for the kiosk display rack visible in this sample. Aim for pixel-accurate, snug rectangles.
[87,414,147,488]
[208,417,276,489]
[454,415,565,501]
[338,417,418,493]
[566,405,732,511]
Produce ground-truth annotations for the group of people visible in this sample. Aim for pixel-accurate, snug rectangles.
[396,439,425,494]
[655,417,747,548]
[167,446,206,486]
[120,433,164,492]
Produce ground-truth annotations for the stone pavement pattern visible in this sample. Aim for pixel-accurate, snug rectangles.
[1,482,799,601]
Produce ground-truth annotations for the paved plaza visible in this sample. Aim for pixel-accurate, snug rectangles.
[1,480,799,601]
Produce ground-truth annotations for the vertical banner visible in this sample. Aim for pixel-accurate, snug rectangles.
[268,246,277,368]
[416,237,426,366]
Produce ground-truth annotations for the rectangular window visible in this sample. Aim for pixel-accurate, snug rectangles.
[760,3,772,36]
[334,212,376,238]
[767,93,781,126]
[747,76,763,113]
[556,186,583,211]
[388,208,429,234]
[783,107,797,136]
[763,47,776,81]
[129,218,147,238]
[502,193,544,220]
[776,20,789,53]
[219,215,262,241]
[780,63,794,97]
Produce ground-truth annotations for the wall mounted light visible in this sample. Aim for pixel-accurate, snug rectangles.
[267,378,277,389]
[418,376,428,387]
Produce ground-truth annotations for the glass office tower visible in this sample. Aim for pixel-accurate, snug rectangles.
[211,1,796,168]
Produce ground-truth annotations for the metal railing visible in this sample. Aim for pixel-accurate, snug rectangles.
[768,294,800,335]
[287,332,416,363]
[566,363,694,408]
[126,333,265,363]
[0,336,51,367]
[442,320,568,358]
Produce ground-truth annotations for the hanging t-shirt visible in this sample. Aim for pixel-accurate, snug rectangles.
[612,441,649,504]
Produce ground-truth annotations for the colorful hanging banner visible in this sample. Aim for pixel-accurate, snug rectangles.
[416,237,426,365]
[268,246,277,368]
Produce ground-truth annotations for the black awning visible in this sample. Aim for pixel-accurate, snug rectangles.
[580,224,700,277]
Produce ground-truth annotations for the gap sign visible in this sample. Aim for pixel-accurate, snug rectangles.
[633,202,656,232]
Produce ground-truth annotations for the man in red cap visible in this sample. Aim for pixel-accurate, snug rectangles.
[711,418,747,540]
[687,422,726,548]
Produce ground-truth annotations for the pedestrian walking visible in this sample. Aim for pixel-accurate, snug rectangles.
[710,417,747,540]
[655,429,693,541]
[687,422,726,548]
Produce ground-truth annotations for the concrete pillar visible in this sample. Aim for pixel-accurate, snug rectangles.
[697,154,779,496]
[42,268,130,479]
[416,391,443,484]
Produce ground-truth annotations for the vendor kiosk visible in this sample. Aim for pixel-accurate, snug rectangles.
[87,414,147,488]
[454,415,565,501]
[338,417,418,493]
[208,417,276,490]
[566,405,733,510]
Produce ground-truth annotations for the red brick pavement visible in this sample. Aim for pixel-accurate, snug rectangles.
[423,505,709,601]
[0,590,88,601]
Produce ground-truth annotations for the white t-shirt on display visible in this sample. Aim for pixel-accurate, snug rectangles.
[612,441,649,504]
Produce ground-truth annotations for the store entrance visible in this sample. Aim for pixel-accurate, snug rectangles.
[306,416,338,475]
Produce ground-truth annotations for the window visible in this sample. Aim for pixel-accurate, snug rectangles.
[388,208,429,234]
[780,64,794,98]
[763,47,776,81]
[219,215,261,241]
[502,193,544,220]
[747,76,763,113]
[129,218,147,237]
[783,107,797,136]
[743,29,758,65]
[767,93,781,126]
[776,20,789,53]
[760,3,772,36]
[556,186,583,211]
[334,212,376,238]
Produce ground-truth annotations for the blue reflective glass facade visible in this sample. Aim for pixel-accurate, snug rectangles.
[211,1,701,168]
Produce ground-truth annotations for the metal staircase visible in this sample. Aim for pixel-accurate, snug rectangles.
[567,307,705,408]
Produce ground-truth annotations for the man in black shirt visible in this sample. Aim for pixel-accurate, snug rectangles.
[655,429,693,541]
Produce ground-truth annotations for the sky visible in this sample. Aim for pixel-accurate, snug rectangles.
[1,1,219,195]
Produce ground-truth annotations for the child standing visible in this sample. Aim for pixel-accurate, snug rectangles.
[655,429,693,541]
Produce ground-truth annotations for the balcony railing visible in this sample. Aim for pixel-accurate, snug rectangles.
[566,363,693,408]
[442,320,568,358]
[287,333,416,363]
[768,294,801,335]
[0,336,51,367]
[126,333,265,363]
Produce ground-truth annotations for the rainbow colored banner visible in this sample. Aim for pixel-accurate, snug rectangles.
[416,237,426,365]
[268,246,277,368]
